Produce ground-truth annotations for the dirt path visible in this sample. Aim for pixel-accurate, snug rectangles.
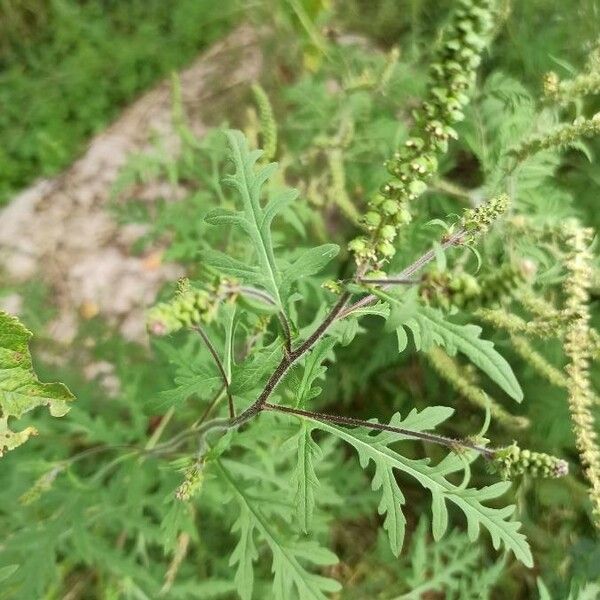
[0,25,263,344]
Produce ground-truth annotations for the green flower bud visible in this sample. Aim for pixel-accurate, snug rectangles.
[146,283,218,335]
[461,194,510,240]
[543,71,560,98]
[429,63,444,78]
[405,137,425,151]
[383,179,407,196]
[445,60,464,74]
[377,241,396,258]
[176,461,204,501]
[380,225,397,241]
[431,87,449,102]
[322,279,342,294]
[348,237,368,254]
[445,38,462,53]
[19,465,64,505]
[448,277,463,292]
[408,179,428,195]
[370,193,386,207]
[382,200,400,216]
[363,211,382,229]
[462,274,481,297]
[430,137,449,153]
[447,109,465,123]
[355,0,496,268]
[393,206,412,226]
[410,158,430,175]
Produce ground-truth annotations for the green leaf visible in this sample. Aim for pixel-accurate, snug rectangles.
[330,317,360,346]
[377,287,419,333]
[433,241,447,271]
[161,500,196,554]
[229,505,258,600]
[213,130,285,305]
[262,187,298,231]
[292,422,322,533]
[295,337,336,407]
[208,130,336,313]
[201,248,264,285]
[156,370,222,411]
[0,565,18,584]
[568,139,593,162]
[399,307,523,402]
[281,244,339,294]
[0,311,75,456]
[153,336,223,411]
[222,303,237,383]
[536,578,553,600]
[230,340,283,396]
[308,408,533,566]
[218,460,341,600]
[174,579,238,598]
[390,517,496,600]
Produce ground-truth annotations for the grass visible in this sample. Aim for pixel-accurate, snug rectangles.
[0,0,239,205]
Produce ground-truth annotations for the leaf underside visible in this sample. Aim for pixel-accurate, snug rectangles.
[398,306,523,402]
[308,407,533,567]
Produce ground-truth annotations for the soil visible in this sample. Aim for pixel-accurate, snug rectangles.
[0,25,263,345]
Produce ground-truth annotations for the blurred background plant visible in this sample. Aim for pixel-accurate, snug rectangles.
[0,0,237,204]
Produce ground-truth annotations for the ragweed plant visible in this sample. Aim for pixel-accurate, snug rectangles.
[142,130,540,596]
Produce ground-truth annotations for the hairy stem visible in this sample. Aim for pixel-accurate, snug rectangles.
[339,229,466,319]
[195,231,466,439]
[190,232,468,455]
[357,277,416,285]
[263,402,495,458]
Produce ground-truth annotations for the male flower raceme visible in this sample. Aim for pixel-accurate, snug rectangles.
[349,0,499,266]
[492,442,569,480]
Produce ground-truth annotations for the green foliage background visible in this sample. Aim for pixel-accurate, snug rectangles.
[0,0,236,204]
[1,1,600,599]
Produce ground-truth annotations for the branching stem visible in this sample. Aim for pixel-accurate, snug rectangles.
[229,292,351,428]
[185,230,482,465]
[189,233,468,448]
[339,229,466,319]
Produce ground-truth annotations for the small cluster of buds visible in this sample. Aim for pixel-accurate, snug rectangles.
[477,261,533,306]
[543,70,600,106]
[460,193,510,242]
[421,256,534,312]
[251,83,277,161]
[349,0,498,266]
[492,442,569,479]
[19,465,64,505]
[147,279,219,336]
[512,113,600,162]
[175,461,204,502]
[419,268,481,310]
[562,223,600,525]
